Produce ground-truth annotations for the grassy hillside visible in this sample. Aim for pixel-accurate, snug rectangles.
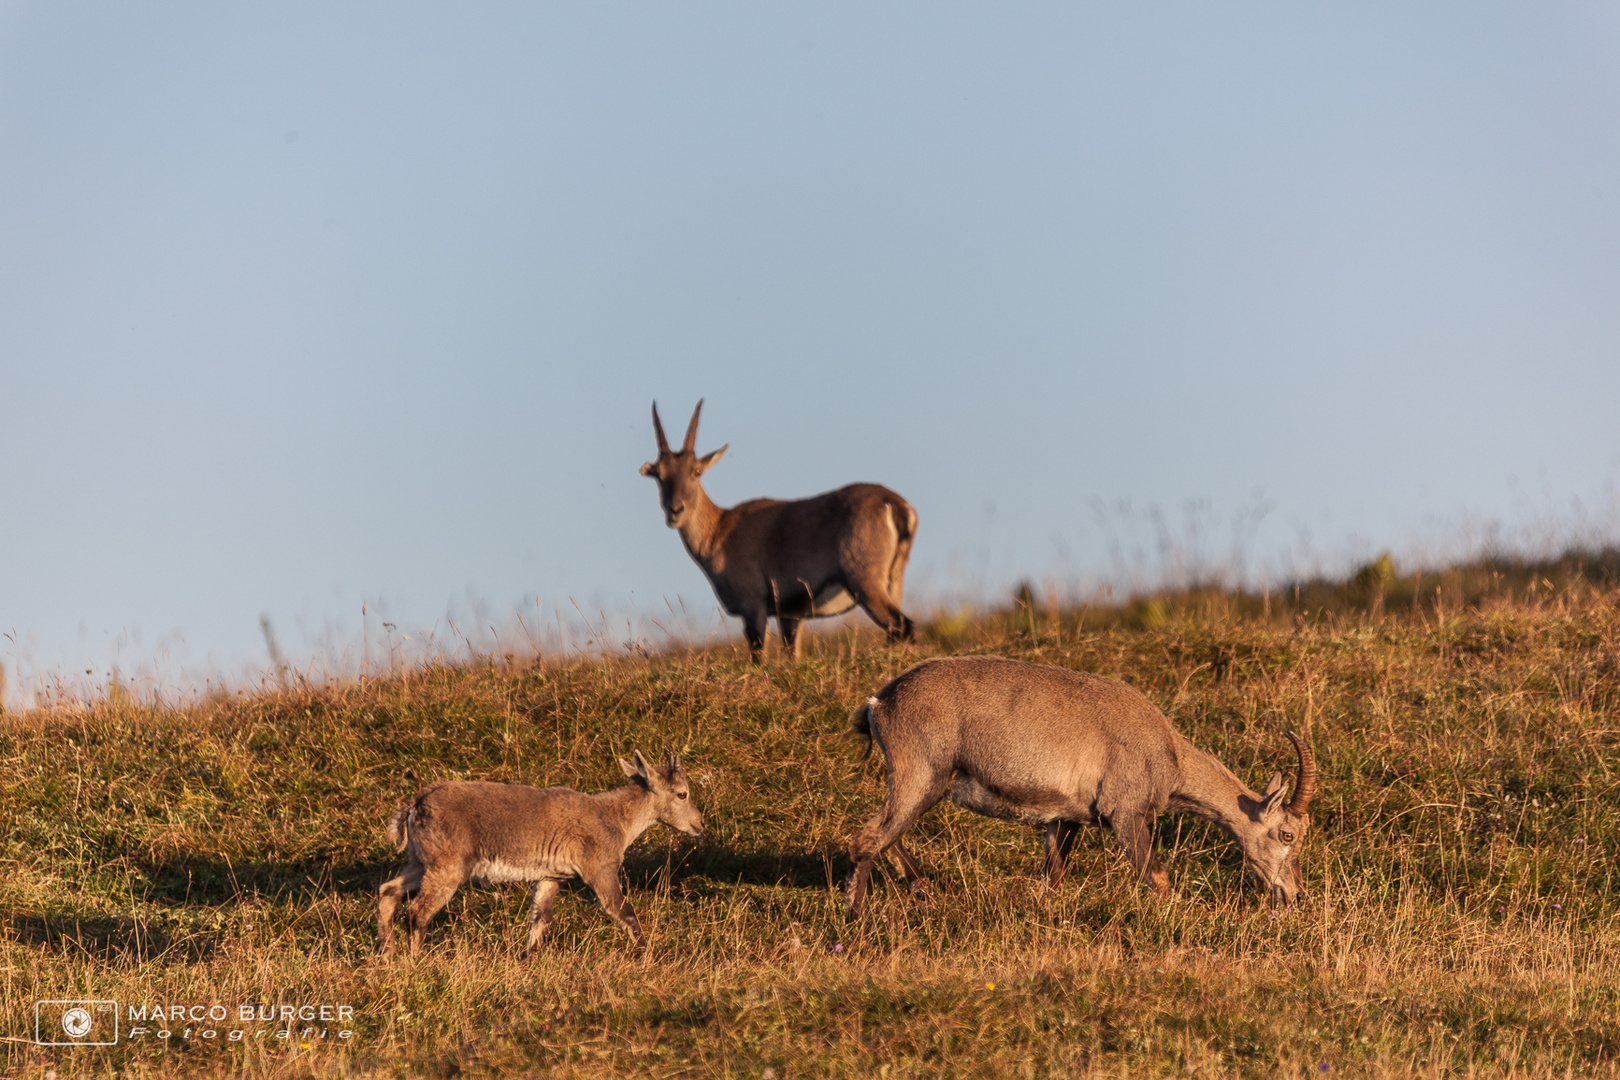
[5,553,1620,1077]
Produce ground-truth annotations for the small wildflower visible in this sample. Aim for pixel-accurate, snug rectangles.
[1552,903,1564,911]
[1575,837,1587,844]
[1495,904,1506,913]
[763,1070,778,1080]
[986,981,995,990]
[1319,1063,1331,1072]
[832,942,844,954]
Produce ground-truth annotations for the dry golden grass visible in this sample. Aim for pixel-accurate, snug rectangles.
[4,553,1620,1077]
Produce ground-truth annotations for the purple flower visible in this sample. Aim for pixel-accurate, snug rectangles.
[832,942,845,954]
[1552,903,1564,911]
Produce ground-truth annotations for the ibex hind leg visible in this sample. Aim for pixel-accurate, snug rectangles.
[377,862,424,954]
[885,841,931,898]
[777,616,803,662]
[847,773,947,919]
[884,501,917,642]
[405,871,466,955]
[741,609,770,664]
[846,577,914,644]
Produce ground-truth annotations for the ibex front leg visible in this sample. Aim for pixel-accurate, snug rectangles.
[1109,813,1170,896]
[583,866,646,953]
[1043,820,1082,886]
[523,879,561,956]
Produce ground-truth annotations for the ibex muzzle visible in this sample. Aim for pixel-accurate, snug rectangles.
[640,399,918,662]
[846,657,1318,919]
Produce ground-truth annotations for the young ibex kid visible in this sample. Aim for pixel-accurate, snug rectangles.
[377,751,703,955]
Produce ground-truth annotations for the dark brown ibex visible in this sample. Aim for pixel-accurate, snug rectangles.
[377,751,703,955]
[640,399,918,661]
[846,657,1317,918]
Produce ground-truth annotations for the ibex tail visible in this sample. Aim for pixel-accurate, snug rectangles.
[850,696,880,761]
[385,803,413,851]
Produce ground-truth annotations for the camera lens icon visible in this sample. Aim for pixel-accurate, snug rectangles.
[35,1000,118,1045]
[62,1007,94,1038]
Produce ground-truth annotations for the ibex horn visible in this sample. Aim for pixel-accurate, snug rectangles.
[681,399,704,453]
[1286,731,1318,815]
[651,401,670,454]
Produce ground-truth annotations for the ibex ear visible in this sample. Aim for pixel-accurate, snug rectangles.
[639,462,657,477]
[696,445,727,473]
[1259,771,1288,819]
[621,751,653,788]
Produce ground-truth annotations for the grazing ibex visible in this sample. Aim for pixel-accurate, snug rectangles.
[640,399,918,662]
[377,751,703,955]
[845,657,1317,918]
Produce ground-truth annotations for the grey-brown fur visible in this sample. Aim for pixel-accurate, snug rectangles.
[846,657,1318,918]
[640,399,917,662]
[377,751,703,955]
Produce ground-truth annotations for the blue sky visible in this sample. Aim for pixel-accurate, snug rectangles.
[3,4,1618,701]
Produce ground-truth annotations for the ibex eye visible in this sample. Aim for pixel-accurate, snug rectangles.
[1279,830,1295,843]
[677,792,688,800]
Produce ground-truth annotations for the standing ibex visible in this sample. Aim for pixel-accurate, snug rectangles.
[846,657,1317,918]
[640,399,917,662]
[377,751,703,955]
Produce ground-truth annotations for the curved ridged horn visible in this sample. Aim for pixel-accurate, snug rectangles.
[1286,730,1318,815]
[651,402,670,454]
[682,398,704,453]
